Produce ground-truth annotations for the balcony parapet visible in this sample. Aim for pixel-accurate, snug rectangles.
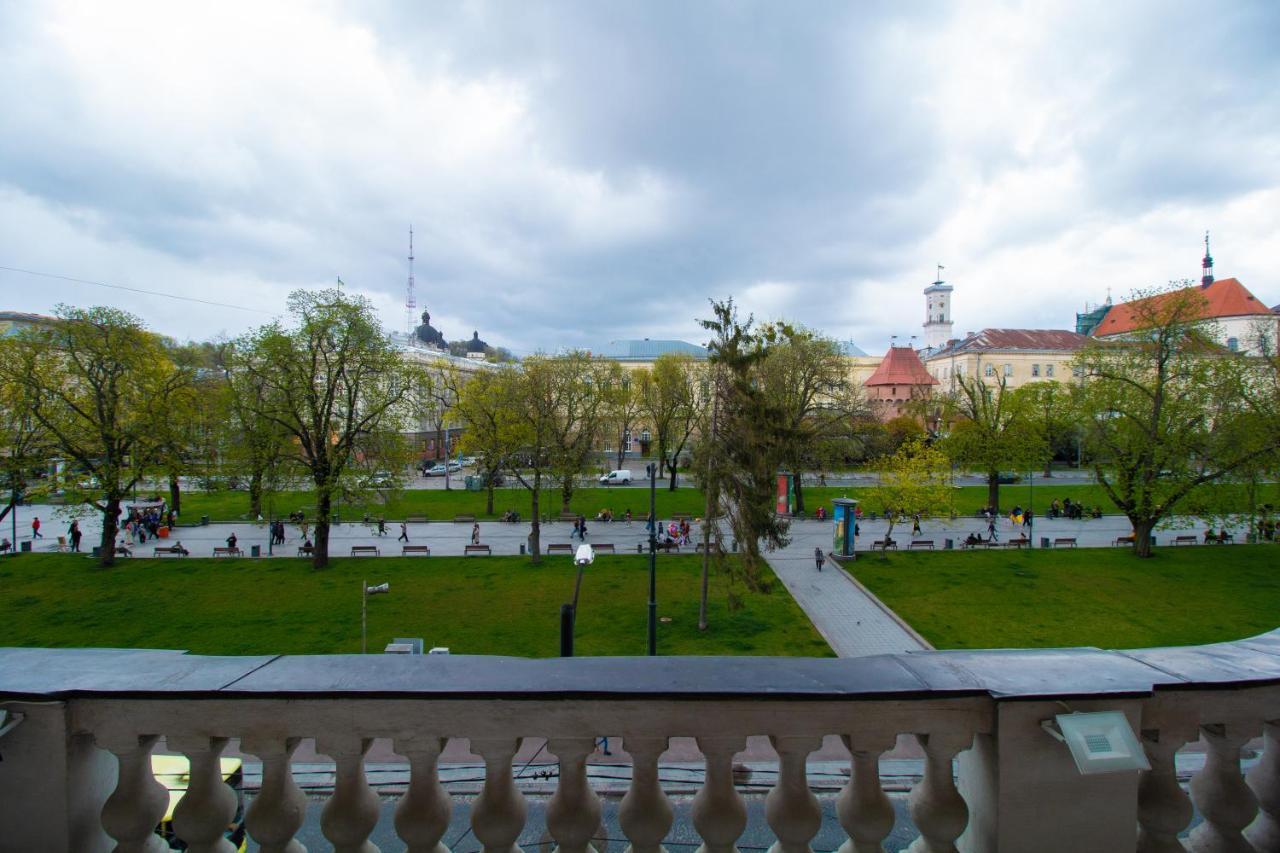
[2,631,1280,852]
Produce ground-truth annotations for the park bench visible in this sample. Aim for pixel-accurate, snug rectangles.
[871,540,898,551]
[695,541,723,554]
[351,546,380,557]
[558,511,579,522]
[401,545,431,556]
[1052,537,1078,548]
[464,544,491,556]
[546,543,574,554]
[296,546,314,557]
[910,540,935,550]
[405,515,428,523]
[1174,535,1199,546]
[152,545,188,557]
[671,513,692,522]
[1114,535,1135,547]
[213,547,242,558]
[594,543,615,554]
[1209,533,1235,544]
[984,540,1008,549]
[1009,537,1030,549]
[454,514,476,524]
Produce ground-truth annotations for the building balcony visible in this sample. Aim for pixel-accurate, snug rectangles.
[2,632,1279,852]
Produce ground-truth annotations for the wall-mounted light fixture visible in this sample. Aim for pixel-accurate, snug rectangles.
[1041,711,1150,775]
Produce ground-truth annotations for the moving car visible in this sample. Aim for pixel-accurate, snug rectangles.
[153,754,246,851]
[599,469,633,486]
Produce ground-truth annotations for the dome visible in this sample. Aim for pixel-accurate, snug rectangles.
[414,310,447,349]
[466,330,488,353]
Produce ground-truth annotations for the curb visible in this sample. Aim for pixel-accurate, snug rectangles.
[831,557,934,651]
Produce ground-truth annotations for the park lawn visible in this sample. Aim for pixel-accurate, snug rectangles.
[180,486,708,523]
[848,545,1280,651]
[0,553,832,658]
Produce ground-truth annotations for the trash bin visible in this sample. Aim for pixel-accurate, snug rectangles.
[520,543,526,555]
[944,538,954,550]
[200,515,210,526]
[158,526,169,539]
[251,545,261,557]
[20,540,32,552]
[1040,536,1050,549]
[91,546,102,558]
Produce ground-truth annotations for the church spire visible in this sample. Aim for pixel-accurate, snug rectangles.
[1201,230,1214,288]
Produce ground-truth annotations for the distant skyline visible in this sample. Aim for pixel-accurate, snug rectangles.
[1,1,1278,354]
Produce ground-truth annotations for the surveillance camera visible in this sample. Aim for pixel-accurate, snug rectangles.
[574,544,594,565]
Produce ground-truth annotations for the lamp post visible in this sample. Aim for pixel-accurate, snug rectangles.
[362,580,390,653]
[1028,466,1034,547]
[646,462,657,656]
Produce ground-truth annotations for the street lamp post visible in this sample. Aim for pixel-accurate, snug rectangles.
[362,580,390,654]
[646,462,657,656]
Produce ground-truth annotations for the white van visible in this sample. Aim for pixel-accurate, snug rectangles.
[599,469,633,485]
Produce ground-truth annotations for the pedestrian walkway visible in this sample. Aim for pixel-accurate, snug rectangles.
[761,525,927,658]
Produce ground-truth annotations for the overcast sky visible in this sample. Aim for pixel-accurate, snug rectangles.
[1,1,1277,354]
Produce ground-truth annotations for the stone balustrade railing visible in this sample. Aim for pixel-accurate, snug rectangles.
[2,632,1280,853]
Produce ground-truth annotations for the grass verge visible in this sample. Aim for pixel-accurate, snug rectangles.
[0,553,832,658]
[847,545,1280,650]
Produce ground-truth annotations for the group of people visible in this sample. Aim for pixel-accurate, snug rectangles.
[1047,498,1103,520]
[592,507,635,524]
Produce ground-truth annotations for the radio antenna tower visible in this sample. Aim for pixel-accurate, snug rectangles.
[405,225,416,335]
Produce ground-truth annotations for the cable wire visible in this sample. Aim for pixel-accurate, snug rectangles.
[0,265,275,314]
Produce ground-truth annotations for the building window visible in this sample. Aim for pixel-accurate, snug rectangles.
[1072,366,1084,378]
[1227,337,1239,352]
[1031,364,1040,377]
[1046,363,1055,377]
[956,363,963,376]
[984,364,995,377]
[1003,364,1013,377]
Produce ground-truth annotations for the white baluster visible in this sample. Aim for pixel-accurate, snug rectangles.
[765,736,822,853]
[692,736,748,853]
[837,735,896,853]
[242,735,308,853]
[547,737,603,853]
[1247,721,1280,851]
[394,736,452,853]
[317,735,381,853]
[471,738,528,853]
[97,732,170,853]
[1190,723,1259,853]
[169,735,238,853]
[620,736,673,853]
[906,732,970,853]
[1138,729,1194,853]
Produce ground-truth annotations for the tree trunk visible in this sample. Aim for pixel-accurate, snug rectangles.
[529,483,542,563]
[667,457,678,492]
[560,475,574,514]
[312,489,332,569]
[485,480,495,516]
[616,435,627,471]
[793,472,805,514]
[99,496,121,567]
[248,472,263,519]
[987,471,1000,514]
[1132,517,1156,558]
[168,473,182,517]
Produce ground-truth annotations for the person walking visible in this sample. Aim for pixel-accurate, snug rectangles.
[398,522,409,543]
[814,546,825,572]
[987,518,999,542]
[571,518,581,540]
[31,516,42,539]
[471,522,481,545]
[377,518,388,536]
[911,514,922,536]
[68,520,82,552]
[1023,509,1033,529]
[578,516,588,541]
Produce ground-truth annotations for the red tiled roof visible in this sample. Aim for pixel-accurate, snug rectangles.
[1093,278,1270,337]
[864,346,938,387]
[926,329,1089,358]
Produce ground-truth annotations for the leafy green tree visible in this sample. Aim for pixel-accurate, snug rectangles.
[455,366,520,516]
[604,365,644,471]
[870,437,952,547]
[229,289,416,568]
[637,353,701,491]
[1075,285,1280,557]
[940,373,1044,512]
[1,306,195,565]
[1011,380,1076,477]
[0,337,53,526]
[545,352,615,511]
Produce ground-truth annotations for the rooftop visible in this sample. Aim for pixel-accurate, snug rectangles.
[1093,278,1272,338]
[926,328,1090,359]
[594,339,709,361]
[863,346,937,387]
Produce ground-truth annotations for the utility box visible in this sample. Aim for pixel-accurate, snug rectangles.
[388,637,424,655]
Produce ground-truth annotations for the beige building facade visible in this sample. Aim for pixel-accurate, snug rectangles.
[923,328,1090,391]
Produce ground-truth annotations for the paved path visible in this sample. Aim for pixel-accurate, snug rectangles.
[761,524,927,658]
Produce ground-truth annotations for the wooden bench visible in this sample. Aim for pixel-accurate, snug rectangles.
[546,543,574,554]
[984,540,1009,549]
[1114,535,1135,546]
[350,546,380,557]
[152,545,188,557]
[465,544,492,556]
[1209,533,1235,544]
[695,542,723,554]
[871,540,898,551]
[297,546,314,557]
[213,547,243,558]
[1174,535,1198,546]
[593,543,615,554]
[405,515,428,524]
[558,511,579,522]
[454,514,476,524]
[910,540,935,550]
[401,545,431,556]
[1009,538,1030,549]
[671,513,692,522]
[654,540,680,553]
[1052,537,1078,548]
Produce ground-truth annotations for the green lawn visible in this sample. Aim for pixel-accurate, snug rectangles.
[0,554,832,658]
[848,545,1280,650]
[179,480,1280,523]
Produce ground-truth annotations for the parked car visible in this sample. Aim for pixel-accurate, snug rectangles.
[446,461,462,473]
[599,469,634,486]
[424,463,448,477]
[366,471,395,488]
[996,472,1022,484]
[460,456,479,467]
